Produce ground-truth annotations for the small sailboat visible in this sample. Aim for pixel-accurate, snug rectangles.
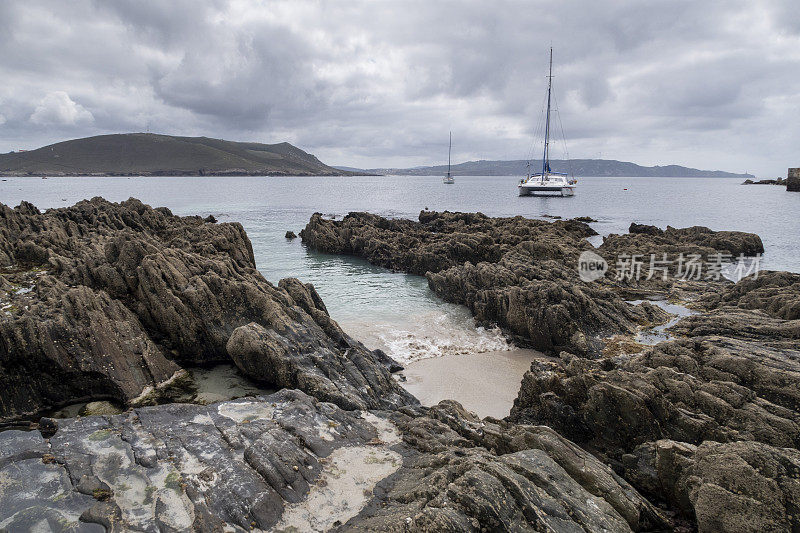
[519,48,577,197]
[443,132,455,184]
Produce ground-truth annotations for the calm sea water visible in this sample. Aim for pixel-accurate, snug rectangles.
[2,175,797,362]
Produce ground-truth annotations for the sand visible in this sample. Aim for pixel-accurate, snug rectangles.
[400,348,549,419]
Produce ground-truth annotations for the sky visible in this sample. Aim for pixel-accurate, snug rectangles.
[1,1,798,176]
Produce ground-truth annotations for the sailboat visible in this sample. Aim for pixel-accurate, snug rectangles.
[518,48,577,197]
[443,132,455,184]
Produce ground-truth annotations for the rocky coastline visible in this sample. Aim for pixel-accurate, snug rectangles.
[1,201,798,531]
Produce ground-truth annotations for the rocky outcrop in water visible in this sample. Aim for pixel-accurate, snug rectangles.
[0,198,412,422]
[302,211,763,355]
[788,168,800,192]
[603,222,764,259]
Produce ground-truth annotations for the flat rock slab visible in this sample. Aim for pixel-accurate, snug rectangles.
[0,390,397,532]
[0,390,668,532]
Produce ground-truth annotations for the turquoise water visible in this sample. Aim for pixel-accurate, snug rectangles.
[2,175,797,361]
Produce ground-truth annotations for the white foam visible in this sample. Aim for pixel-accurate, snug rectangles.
[341,307,512,364]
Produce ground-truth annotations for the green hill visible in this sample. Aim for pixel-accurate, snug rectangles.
[0,133,348,176]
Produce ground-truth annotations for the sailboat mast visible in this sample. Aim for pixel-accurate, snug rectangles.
[448,131,452,176]
[542,47,553,177]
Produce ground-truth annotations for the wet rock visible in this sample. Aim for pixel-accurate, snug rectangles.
[0,198,412,421]
[285,230,297,239]
[302,210,674,355]
[203,214,217,223]
[79,401,123,417]
[0,391,665,532]
[345,401,668,532]
[0,390,392,531]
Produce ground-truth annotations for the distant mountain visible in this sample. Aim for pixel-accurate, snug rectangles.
[0,133,349,176]
[367,159,753,179]
[332,165,368,173]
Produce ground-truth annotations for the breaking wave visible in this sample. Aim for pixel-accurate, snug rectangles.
[340,306,512,365]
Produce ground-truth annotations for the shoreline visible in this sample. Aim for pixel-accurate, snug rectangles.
[400,348,550,419]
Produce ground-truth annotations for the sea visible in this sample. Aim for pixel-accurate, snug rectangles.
[2,175,797,364]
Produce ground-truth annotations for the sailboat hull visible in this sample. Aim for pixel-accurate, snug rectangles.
[518,184,575,197]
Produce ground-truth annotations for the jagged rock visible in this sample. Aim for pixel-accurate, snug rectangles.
[629,222,662,236]
[697,270,800,320]
[285,230,297,239]
[304,211,767,355]
[788,168,800,192]
[425,242,668,354]
[624,439,800,532]
[203,214,217,223]
[346,401,667,532]
[0,198,411,421]
[0,277,182,421]
[511,335,800,454]
[0,391,668,532]
[510,269,800,531]
[601,224,764,260]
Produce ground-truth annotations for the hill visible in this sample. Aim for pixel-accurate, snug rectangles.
[365,159,753,179]
[0,133,348,176]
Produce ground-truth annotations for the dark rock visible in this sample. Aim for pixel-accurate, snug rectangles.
[574,215,598,222]
[511,334,800,452]
[0,390,667,532]
[742,178,786,185]
[510,269,800,531]
[285,230,297,239]
[0,198,412,421]
[602,224,764,260]
[787,168,800,192]
[625,439,800,532]
[629,222,663,236]
[697,270,800,320]
[204,214,217,223]
[301,211,766,356]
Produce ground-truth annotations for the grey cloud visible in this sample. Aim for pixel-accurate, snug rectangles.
[0,1,798,176]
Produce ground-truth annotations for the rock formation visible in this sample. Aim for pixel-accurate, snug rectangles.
[788,168,800,192]
[0,198,412,422]
[0,389,669,532]
[302,210,762,355]
[1,203,795,532]
[510,270,800,530]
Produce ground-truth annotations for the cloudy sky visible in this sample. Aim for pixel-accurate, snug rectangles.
[1,1,798,176]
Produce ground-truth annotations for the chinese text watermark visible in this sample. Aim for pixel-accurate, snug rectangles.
[578,252,761,282]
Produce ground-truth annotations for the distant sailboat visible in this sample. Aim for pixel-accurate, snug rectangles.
[443,132,455,184]
[518,48,577,197]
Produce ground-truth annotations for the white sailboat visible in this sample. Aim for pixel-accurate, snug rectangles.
[518,48,577,197]
[443,131,455,184]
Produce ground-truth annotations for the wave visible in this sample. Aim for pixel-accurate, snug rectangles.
[340,307,512,364]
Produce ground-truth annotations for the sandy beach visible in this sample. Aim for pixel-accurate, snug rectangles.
[400,348,548,419]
